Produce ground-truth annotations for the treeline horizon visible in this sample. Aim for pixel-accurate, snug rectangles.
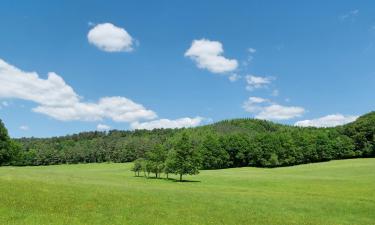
[0,112,374,169]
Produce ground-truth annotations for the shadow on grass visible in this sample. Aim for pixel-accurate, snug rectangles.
[133,175,200,183]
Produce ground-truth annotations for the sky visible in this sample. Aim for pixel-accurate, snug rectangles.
[0,0,374,138]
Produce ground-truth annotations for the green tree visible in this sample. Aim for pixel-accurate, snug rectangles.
[167,133,202,181]
[146,144,167,178]
[0,119,20,166]
[131,158,144,176]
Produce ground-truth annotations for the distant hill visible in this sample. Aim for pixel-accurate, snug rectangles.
[3,112,375,168]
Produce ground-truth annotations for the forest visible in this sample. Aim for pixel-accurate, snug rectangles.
[0,112,374,171]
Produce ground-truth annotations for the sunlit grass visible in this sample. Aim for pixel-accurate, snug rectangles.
[0,158,374,225]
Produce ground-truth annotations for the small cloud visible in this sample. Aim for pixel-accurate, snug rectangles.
[340,9,359,22]
[185,39,238,74]
[228,73,241,82]
[87,23,135,52]
[248,48,256,53]
[96,123,110,131]
[19,125,29,131]
[295,114,358,127]
[245,75,274,91]
[243,97,305,120]
[243,47,257,66]
[131,117,204,130]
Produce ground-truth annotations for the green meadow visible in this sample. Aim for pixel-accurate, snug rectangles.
[0,158,374,225]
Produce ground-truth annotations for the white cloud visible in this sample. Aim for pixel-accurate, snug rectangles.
[243,47,257,66]
[19,125,29,131]
[243,97,305,120]
[245,75,273,91]
[0,58,156,122]
[248,48,256,53]
[185,39,238,74]
[131,117,204,130]
[340,9,359,21]
[33,97,156,122]
[0,59,79,107]
[228,73,241,82]
[256,104,305,120]
[97,123,110,131]
[295,114,358,127]
[87,23,135,52]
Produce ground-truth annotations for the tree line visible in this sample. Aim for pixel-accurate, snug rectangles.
[0,112,374,173]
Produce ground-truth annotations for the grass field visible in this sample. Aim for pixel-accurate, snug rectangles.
[0,159,374,225]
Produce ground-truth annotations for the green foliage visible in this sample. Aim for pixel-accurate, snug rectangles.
[166,133,202,181]
[145,144,167,178]
[0,119,20,166]
[2,111,375,170]
[131,158,144,176]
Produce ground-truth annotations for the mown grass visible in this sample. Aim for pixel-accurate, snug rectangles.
[0,158,374,225]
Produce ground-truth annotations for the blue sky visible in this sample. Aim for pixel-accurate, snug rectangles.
[0,0,374,137]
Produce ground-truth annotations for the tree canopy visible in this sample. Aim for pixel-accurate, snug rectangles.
[2,111,374,172]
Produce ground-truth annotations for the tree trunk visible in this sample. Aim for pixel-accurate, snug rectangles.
[166,173,169,179]
[137,171,139,176]
[179,174,182,181]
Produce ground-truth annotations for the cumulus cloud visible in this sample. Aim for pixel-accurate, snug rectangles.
[0,59,79,107]
[243,97,305,120]
[0,58,156,122]
[294,114,358,127]
[33,97,156,122]
[87,23,135,52]
[97,123,111,131]
[185,39,238,74]
[245,75,273,91]
[131,117,204,130]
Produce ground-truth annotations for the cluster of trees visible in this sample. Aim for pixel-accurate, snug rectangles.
[131,134,201,181]
[0,112,374,170]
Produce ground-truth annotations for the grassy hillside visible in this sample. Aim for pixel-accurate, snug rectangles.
[1,158,374,225]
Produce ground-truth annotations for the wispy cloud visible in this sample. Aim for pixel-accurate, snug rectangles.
[245,75,274,91]
[339,9,359,22]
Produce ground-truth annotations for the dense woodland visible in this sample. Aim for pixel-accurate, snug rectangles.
[0,112,374,172]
